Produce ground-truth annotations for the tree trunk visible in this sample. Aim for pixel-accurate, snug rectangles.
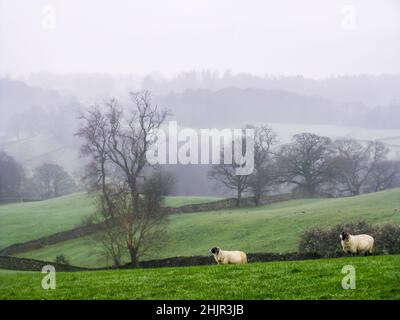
[113,257,121,268]
[128,245,140,268]
[236,189,242,207]
[126,228,140,268]
[129,176,140,212]
[303,178,315,198]
[350,186,360,196]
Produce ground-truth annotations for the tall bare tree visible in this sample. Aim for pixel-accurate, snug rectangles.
[77,91,171,267]
[247,126,278,205]
[277,133,335,197]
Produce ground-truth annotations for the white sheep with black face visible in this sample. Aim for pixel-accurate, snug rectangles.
[209,247,248,264]
[340,232,374,256]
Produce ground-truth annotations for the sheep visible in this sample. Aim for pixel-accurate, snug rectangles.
[339,232,374,256]
[209,247,247,264]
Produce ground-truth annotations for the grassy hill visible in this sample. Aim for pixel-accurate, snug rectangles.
[1,255,399,299]
[0,193,222,250]
[0,193,94,250]
[14,189,400,267]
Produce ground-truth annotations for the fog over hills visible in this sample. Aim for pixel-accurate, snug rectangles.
[3,74,400,133]
[0,78,66,128]
[1,74,400,196]
[21,72,400,108]
[143,73,400,107]
[1,2,400,295]
[157,87,363,128]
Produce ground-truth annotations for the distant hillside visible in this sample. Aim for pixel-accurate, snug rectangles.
[0,79,67,129]
[27,72,400,108]
[2,79,400,196]
[0,78,84,172]
[143,73,400,108]
[157,87,367,128]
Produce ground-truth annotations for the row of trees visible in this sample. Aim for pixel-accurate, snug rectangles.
[0,151,76,202]
[209,130,400,205]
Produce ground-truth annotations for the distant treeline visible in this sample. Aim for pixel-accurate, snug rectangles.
[0,152,77,204]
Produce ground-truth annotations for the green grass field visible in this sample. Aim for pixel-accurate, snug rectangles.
[0,193,95,250]
[14,189,400,268]
[0,193,222,250]
[1,255,399,299]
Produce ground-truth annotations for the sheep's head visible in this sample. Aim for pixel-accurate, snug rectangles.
[340,232,350,241]
[210,247,220,255]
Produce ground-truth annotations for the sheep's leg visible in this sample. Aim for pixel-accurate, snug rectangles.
[347,251,354,257]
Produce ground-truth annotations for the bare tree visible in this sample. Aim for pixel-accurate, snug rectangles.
[247,126,278,205]
[333,139,389,196]
[91,170,174,267]
[77,91,171,267]
[209,162,249,207]
[208,135,250,206]
[277,133,335,197]
[367,160,400,192]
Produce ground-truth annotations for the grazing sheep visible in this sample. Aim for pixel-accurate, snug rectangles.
[209,247,247,264]
[340,232,374,256]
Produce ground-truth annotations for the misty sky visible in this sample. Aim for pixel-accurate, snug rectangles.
[1,0,399,78]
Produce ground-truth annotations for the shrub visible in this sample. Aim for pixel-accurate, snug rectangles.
[299,220,381,257]
[375,224,400,254]
[298,227,338,257]
[55,254,70,265]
